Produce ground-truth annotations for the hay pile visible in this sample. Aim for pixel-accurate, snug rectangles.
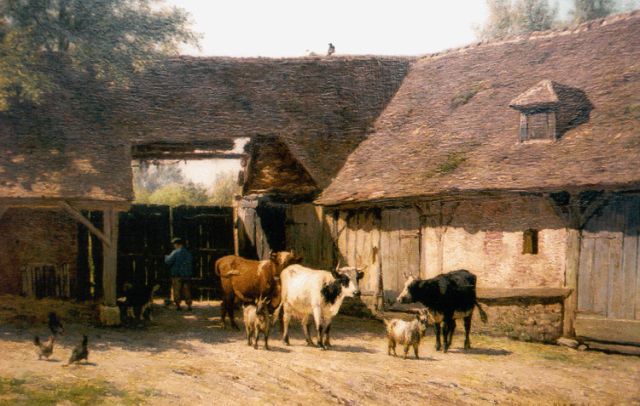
[0,295,97,328]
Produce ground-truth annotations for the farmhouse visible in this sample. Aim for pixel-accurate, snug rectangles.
[0,9,638,349]
[315,12,640,347]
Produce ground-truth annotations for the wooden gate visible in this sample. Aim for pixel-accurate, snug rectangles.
[576,195,640,345]
[78,205,234,300]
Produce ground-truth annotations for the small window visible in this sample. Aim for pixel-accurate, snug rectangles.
[519,111,556,141]
[523,229,539,255]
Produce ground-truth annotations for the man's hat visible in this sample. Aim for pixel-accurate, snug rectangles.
[171,237,184,244]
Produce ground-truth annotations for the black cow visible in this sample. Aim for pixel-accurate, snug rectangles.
[396,270,488,353]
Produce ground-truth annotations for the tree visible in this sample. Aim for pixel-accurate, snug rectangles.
[146,182,209,206]
[208,171,239,207]
[133,161,186,194]
[0,0,198,109]
[514,0,558,33]
[476,0,558,40]
[571,0,615,22]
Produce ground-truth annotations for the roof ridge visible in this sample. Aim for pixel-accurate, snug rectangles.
[419,9,640,62]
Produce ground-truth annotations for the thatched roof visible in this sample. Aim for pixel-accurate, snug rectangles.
[0,56,412,204]
[0,89,133,206]
[317,12,640,206]
[119,56,413,188]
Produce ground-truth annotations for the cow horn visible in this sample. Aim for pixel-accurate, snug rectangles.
[335,259,342,271]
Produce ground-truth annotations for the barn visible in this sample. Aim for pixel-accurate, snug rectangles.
[314,12,640,348]
[0,55,412,323]
[0,9,638,351]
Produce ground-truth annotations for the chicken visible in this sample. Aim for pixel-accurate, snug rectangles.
[34,335,55,360]
[67,335,88,365]
[48,312,64,336]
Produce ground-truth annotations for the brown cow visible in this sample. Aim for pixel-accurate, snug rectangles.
[215,251,302,329]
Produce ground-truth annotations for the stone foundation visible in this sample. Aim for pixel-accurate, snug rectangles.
[99,305,121,326]
[472,301,563,343]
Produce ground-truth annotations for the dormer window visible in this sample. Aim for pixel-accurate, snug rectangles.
[510,80,559,142]
[510,80,592,143]
[519,109,556,141]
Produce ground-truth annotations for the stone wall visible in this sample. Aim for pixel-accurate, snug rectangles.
[0,208,78,295]
[472,299,564,343]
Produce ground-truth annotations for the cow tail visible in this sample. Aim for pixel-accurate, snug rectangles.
[475,301,488,323]
[271,302,283,326]
[214,260,221,277]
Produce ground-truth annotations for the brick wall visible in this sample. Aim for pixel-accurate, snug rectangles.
[0,208,77,295]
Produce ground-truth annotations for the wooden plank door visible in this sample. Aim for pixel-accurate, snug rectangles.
[380,208,420,304]
[576,195,640,345]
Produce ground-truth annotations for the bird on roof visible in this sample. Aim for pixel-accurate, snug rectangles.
[327,43,335,56]
[48,312,64,336]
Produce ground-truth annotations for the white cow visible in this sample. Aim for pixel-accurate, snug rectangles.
[275,263,364,349]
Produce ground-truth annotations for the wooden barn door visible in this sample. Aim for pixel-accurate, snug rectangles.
[115,205,234,299]
[576,195,640,345]
[380,208,420,305]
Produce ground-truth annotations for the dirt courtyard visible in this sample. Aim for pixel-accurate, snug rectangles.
[0,300,639,405]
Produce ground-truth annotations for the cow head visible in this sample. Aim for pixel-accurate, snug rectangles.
[270,250,304,276]
[396,273,417,304]
[331,261,365,298]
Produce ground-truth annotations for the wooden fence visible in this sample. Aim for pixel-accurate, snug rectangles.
[21,263,71,298]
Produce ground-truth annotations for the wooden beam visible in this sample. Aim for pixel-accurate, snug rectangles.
[102,207,119,306]
[575,316,640,346]
[59,201,111,247]
[0,197,130,211]
[132,152,246,160]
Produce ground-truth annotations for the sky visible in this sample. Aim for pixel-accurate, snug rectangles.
[165,0,490,57]
[163,0,578,58]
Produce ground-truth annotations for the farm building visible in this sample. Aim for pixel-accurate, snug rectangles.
[0,55,412,323]
[314,12,640,347]
[0,8,638,351]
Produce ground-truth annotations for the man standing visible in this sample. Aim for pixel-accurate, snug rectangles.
[165,237,193,311]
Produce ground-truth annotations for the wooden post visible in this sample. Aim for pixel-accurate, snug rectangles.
[99,207,120,326]
[549,191,610,337]
[563,227,581,337]
[232,197,240,256]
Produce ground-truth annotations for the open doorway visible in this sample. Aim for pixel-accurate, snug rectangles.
[76,138,248,302]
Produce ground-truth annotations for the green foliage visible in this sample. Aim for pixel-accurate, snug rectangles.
[0,376,142,406]
[436,152,467,174]
[476,0,558,40]
[141,182,210,206]
[208,171,239,207]
[0,0,199,109]
[133,161,186,194]
[451,83,486,109]
[571,0,616,22]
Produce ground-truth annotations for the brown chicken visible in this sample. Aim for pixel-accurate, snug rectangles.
[34,335,54,360]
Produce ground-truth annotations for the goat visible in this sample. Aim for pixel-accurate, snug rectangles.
[384,310,430,359]
[243,297,272,350]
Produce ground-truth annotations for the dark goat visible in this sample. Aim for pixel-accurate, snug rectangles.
[117,282,160,323]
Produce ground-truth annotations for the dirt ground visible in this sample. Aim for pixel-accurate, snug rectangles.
[0,300,639,406]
